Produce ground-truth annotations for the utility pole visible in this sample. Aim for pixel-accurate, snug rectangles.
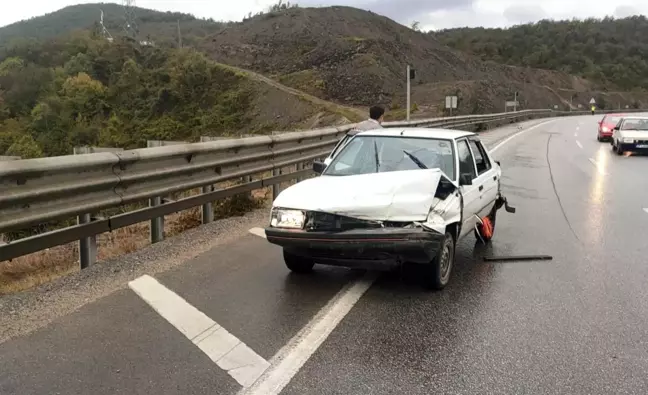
[177,20,182,48]
[513,91,518,112]
[406,65,411,121]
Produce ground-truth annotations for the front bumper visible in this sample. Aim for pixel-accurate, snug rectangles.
[265,227,445,270]
[619,141,648,152]
[598,129,612,138]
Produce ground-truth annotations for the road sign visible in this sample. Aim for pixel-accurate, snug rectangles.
[554,105,558,109]
[505,101,519,107]
[445,96,457,109]
[589,98,596,104]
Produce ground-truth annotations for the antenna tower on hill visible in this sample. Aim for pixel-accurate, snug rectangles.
[99,10,114,42]
[122,0,139,38]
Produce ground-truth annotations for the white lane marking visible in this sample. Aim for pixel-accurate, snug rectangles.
[239,272,378,395]
[588,158,607,175]
[576,140,583,149]
[490,119,556,153]
[248,227,267,239]
[643,208,648,214]
[129,275,270,388]
[576,126,580,131]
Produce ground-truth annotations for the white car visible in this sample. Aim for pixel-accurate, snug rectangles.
[611,116,648,155]
[265,128,516,290]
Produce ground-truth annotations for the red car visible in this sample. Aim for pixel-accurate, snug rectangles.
[597,114,625,141]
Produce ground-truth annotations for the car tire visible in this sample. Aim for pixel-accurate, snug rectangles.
[474,211,497,243]
[597,134,602,142]
[616,143,624,155]
[283,249,315,274]
[422,232,455,291]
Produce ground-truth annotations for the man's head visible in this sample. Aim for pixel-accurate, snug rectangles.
[369,106,385,123]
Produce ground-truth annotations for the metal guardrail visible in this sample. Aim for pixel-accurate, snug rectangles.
[0,108,642,265]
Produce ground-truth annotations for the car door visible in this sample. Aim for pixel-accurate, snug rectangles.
[467,138,498,216]
[455,138,480,239]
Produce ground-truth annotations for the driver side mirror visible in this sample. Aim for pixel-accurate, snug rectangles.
[495,160,501,167]
[312,160,326,174]
[459,173,473,186]
[613,126,620,131]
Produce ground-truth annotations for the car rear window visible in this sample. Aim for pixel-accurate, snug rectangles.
[605,116,621,124]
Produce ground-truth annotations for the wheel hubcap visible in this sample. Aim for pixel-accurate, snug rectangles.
[440,243,451,278]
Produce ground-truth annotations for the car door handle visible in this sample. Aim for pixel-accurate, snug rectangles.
[478,185,484,192]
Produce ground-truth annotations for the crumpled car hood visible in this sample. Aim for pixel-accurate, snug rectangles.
[272,169,451,222]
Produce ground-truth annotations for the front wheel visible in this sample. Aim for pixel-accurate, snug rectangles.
[616,142,624,155]
[421,232,455,290]
[283,249,315,274]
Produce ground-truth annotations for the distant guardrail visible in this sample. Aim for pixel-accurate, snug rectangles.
[0,108,643,266]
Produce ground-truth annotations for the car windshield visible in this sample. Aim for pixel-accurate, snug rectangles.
[620,119,648,131]
[323,135,456,179]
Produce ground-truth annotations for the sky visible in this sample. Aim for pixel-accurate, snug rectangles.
[1,0,647,30]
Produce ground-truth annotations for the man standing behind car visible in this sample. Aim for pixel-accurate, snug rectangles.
[348,106,385,136]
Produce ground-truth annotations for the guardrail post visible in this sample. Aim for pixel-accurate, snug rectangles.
[201,185,214,224]
[149,196,164,243]
[272,168,281,200]
[78,213,97,268]
[296,162,304,182]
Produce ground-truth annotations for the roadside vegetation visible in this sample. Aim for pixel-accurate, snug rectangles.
[434,16,648,91]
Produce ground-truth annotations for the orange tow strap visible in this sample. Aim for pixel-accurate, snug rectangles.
[480,217,493,239]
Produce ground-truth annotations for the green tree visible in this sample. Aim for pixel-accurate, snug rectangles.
[5,134,43,158]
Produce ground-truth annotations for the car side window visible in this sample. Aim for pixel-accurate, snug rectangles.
[468,139,491,175]
[457,140,477,180]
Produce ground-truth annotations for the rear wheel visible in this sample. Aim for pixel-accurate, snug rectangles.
[283,249,315,274]
[421,232,455,290]
[474,211,497,243]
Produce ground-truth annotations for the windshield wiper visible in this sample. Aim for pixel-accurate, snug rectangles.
[373,140,380,172]
[403,150,428,169]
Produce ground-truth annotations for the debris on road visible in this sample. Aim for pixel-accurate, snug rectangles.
[483,255,553,262]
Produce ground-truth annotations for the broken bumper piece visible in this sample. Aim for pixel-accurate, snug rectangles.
[265,227,445,270]
[495,194,516,213]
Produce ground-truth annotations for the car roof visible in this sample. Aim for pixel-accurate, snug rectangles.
[354,127,476,140]
[620,116,648,120]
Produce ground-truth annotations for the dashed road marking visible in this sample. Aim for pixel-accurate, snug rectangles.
[249,227,266,239]
[239,272,378,395]
[643,208,648,214]
[129,275,270,388]
[576,140,583,149]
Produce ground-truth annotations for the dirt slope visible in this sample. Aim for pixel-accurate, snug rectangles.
[202,6,648,115]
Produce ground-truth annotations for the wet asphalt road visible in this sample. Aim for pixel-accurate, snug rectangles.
[3,115,648,394]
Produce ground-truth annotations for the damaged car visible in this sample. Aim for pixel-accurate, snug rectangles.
[264,128,515,290]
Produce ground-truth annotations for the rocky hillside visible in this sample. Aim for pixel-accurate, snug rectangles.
[203,6,648,114]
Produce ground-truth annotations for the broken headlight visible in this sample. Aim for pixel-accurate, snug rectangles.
[270,207,306,229]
